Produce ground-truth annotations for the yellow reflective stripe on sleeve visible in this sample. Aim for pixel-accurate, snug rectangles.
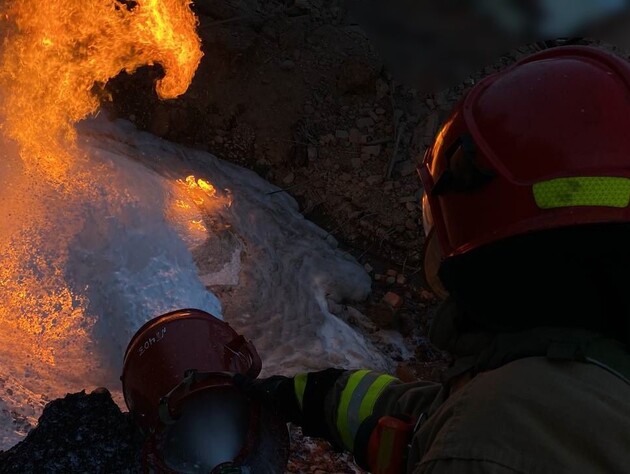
[358,374,398,421]
[533,177,630,209]
[337,370,370,450]
[336,371,399,452]
[294,373,308,411]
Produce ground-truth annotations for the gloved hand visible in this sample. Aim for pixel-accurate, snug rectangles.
[232,373,302,424]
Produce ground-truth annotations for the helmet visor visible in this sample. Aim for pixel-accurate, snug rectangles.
[161,387,251,473]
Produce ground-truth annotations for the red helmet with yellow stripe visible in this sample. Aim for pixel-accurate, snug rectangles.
[419,45,630,297]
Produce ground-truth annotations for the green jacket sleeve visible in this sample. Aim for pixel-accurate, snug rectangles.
[291,368,444,469]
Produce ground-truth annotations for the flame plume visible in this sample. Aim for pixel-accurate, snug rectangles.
[0,0,203,374]
[0,0,203,180]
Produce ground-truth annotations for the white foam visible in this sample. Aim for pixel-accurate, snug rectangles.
[0,115,391,450]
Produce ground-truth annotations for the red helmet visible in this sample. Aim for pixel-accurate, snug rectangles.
[419,45,630,297]
[121,308,289,473]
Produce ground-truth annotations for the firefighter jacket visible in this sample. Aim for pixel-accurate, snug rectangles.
[291,328,630,473]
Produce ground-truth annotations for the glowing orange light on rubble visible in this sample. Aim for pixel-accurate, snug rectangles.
[175,175,232,233]
[181,175,218,198]
[0,0,203,181]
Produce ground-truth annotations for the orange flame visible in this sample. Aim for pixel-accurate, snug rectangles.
[181,175,217,199]
[0,0,203,369]
[173,175,232,234]
[0,0,203,181]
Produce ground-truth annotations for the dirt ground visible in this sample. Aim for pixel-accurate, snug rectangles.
[99,1,625,471]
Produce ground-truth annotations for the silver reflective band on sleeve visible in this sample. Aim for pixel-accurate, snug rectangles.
[336,370,398,451]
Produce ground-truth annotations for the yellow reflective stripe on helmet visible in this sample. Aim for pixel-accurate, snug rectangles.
[336,370,398,451]
[294,373,308,411]
[533,177,630,209]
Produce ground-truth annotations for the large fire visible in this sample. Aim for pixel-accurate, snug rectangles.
[0,0,203,181]
[0,0,204,368]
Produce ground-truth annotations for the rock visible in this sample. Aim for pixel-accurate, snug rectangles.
[194,0,246,20]
[419,289,436,302]
[366,175,382,186]
[382,291,403,310]
[366,302,395,329]
[148,104,170,137]
[0,391,144,473]
[422,113,441,140]
[336,56,382,94]
[362,145,381,156]
[349,128,362,144]
[375,78,390,99]
[395,363,417,382]
[335,130,349,139]
[283,172,295,184]
[294,0,311,11]
[202,24,259,54]
[378,216,393,227]
[319,134,335,145]
[399,195,416,204]
[396,159,417,177]
[91,387,110,396]
[280,59,296,71]
[307,146,318,161]
[405,219,418,231]
[356,117,375,129]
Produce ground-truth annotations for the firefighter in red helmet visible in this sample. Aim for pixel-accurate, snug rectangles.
[235,44,630,473]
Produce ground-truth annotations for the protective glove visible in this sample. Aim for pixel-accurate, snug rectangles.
[233,368,346,441]
[232,373,301,424]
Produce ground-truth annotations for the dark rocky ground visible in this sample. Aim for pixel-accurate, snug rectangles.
[1,0,625,471]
